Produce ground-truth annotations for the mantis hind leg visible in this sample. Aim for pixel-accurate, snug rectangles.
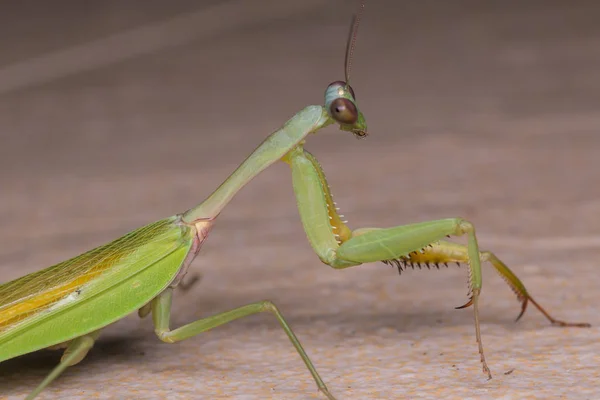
[26,334,96,400]
[387,240,591,327]
[151,288,336,400]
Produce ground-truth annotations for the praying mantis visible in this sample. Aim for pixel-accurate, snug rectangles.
[0,2,591,399]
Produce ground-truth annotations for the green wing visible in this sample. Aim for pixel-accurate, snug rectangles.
[0,215,194,361]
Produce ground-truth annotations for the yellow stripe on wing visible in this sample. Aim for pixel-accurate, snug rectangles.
[0,217,179,332]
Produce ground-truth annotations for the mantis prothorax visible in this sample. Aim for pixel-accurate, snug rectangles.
[0,2,590,399]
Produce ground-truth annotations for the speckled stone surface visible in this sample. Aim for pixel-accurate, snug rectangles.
[0,1,599,399]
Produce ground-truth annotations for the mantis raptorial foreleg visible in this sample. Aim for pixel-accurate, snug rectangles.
[285,146,589,379]
[151,288,336,400]
[383,240,591,327]
[26,334,96,400]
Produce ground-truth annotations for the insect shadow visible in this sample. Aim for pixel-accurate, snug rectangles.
[0,335,139,394]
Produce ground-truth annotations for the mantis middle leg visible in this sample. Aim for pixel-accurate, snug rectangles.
[151,288,336,400]
[284,147,590,379]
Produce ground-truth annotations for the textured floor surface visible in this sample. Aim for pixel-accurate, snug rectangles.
[0,1,599,399]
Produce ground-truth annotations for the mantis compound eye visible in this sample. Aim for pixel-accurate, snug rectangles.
[329,97,358,125]
[327,80,356,100]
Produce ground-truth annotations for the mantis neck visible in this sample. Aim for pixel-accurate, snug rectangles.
[182,105,331,223]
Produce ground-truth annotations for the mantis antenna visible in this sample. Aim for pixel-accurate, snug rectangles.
[344,0,366,86]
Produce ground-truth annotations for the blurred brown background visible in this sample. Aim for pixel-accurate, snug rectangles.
[0,1,599,399]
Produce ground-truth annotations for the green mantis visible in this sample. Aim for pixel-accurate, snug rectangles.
[0,2,591,399]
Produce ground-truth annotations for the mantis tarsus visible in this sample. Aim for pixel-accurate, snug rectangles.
[0,2,591,399]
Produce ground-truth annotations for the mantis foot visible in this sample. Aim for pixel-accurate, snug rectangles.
[319,387,338,400]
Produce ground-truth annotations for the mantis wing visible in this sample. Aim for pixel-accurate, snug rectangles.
[0,215,194,361]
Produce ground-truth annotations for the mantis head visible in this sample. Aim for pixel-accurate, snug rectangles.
[325,0,367,138]
[324,80,367,138]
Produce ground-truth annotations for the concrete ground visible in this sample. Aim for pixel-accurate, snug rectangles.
[0,1,599,399]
